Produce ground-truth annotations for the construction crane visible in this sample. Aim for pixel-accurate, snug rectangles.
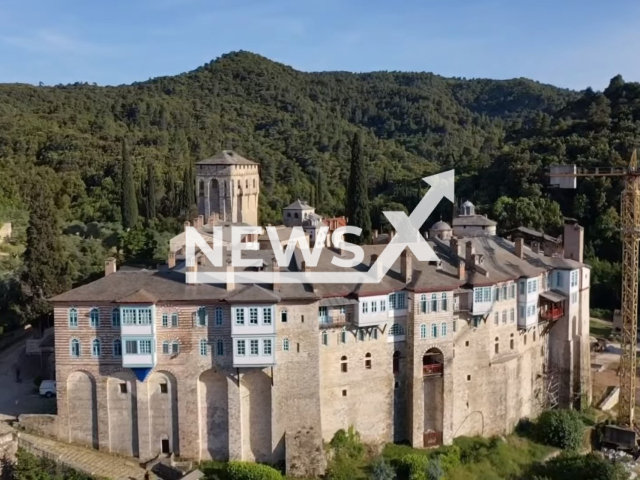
[550,151,640,428]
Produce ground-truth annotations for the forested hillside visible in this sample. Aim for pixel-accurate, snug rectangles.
[0,50,637,324]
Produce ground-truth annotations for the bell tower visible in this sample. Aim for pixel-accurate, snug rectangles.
[195,150,260,225]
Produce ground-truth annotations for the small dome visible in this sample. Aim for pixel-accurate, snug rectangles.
[460,200,475,216]
[430,221,451,231]
[462,200,474,207]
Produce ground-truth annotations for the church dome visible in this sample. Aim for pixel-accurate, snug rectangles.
[460,200,475,216]
[430,220,451,231]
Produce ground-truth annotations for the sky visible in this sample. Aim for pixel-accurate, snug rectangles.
[1,0,639,90]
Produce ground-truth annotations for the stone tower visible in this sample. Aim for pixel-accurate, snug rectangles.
[196,150,260,225]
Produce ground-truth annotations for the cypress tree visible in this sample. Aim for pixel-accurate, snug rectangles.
[20,182,71,322]
[181,161,195,215]
[316,171,324,212]
[146,162,157,221]
[345,132,371,244]
[121,138,138,229]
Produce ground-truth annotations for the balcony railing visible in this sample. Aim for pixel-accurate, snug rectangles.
[423,363,443,376]
[540,307,564,321]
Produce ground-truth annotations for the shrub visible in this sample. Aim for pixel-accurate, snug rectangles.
[326,427,366,480]
[426,458,444,480]
[432,445,460,473]
[535,409,585,451]
[527,453,629,480]
[370,457,396,480]
[225,461,283,480]
[398,453,429,480]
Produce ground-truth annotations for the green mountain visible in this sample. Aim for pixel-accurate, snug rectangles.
[0,51,637,317]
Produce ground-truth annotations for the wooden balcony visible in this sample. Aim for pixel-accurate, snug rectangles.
[423,363,443,376]
[423,430,443,447]
[540,307,563,322]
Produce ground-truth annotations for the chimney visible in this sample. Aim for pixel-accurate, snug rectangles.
[458,260,465,280]
[272,257,280,292]
[226,259,234,291]
[208,215,215,226]
[531,241,540,254]
[105,257,116,276]
[515,237,524,259]
[168,252,176,269]
[186,260,197,284]
[198,215,204,228]
[465,241,475,263]
[543,241,554,256]
[401,250,413,283]
[193,217,199,229]
[563,220,584,263]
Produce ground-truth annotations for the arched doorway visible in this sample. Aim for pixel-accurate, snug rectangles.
[198,369,229,460]
[240,370,272,462]
[209,179,220,218]
[148,371,179,456]
[107,371,139,456]
[67,371,98,448]
[423,348,444,447]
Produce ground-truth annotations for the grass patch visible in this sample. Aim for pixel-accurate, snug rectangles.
[590,308,612,321]
[590,320,612,339]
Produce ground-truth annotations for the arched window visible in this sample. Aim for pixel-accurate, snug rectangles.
[320,332,327,346]
[420,324,427,339]
[197,307,207,326]
[162,313,169,327]
[431,293,438,312]
[253,179,256,189]
[162,341,170,354]
[441,322,447,337]
[172,341,180,354]
[69,308,78,327]
[172,313,179,327]
[442,292,448,311]
[283,337,290,351]
[431,323,438,338]
[494,337,499,354]
[339,328,347,344]
[510,333,515,350]
[502,310,507,324]
[112,308,120,327]
[92,338,101,357]
[393,351,400,374]
[113,339,122,357]
[245,179,249,189]
[372,329,378,340]
[222,180,226,196]
[389,323,404,337]
[358,330,366,341]
[365,353,372,369]
[341,355,348,373]
[237,180,241,190]
[281,309,288,323]
[420,294,427,313]
[70,339,80,357]
[200,339,208,356]
[199,180,205,196]
[215,339,224,356]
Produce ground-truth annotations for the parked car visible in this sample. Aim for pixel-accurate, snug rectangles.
[39,380,56,398]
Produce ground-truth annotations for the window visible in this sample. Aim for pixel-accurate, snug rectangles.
[474,287,492,303]
[393,351,400,374]
[113,339,122,357]
[494,288,500,302]
[112,308,120,327]
[396,292,406,309]
[431,323,438,338]
[249,308,258,325]
[483,288,491,302]
[420,324,427,339]
[441,322,447,337]
[365,353,372,369]
[122,308,136,325]
[120,383,127,394]
[122,307,153,325]
[138,309,152,325]
[263,339,272,355]
[339,328,347,344]
[160,383,168,394]
[380,300,386,312]
[125,340,138,354]
[90,308,99,327]
[285,337,291,350]
[510,308,515,323]
[501,310,506,324]
[216,339,224,356]
[494,312,499,325]
[92,339,101,357]
[342,389,347,397]
[453,320,457,332]
[171,313,178,327]
[358,329,366,341]
[467,375,471,382]
[510,334,515,350]
[162,341,169,354]
[263,308,272,324]
[70,339,80,357]
[372,329,378,340]
[570,270,579,287]
[250,339,259,355]
[519,282,525,295]
[431,293,438,312]
[371,301,377,313]
[339,306,346,315]
[237,340,246,356]
[556,271,561,286]
[319,306,328,321]
[495,337,499,354]
[162,313,169,327]
[341,355,348,373]
[69,308,78,327]
[389,323,404,337]
[235,308,245,325]
[420,294,427,313]
[215,307,223,326]
[510,284,516,299]
[474,289,483,303]
[362,302,368,314]
[197,307,207,326]
[200,339,208,356]
[572,292,578,304]
[171,342,179,354]
[501,285,507,300]
[281,309,288,322]
[140,340,152,354]
[520,306,525,318]
[524,334,527,345]
[442,293,448,311]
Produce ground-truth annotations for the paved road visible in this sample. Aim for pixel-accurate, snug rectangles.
[0,331,55,419]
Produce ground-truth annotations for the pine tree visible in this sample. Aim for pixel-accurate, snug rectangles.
[20,182,71,322]
[146,162,157,221]
[120,138,138,229]
[345,132,371,244]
